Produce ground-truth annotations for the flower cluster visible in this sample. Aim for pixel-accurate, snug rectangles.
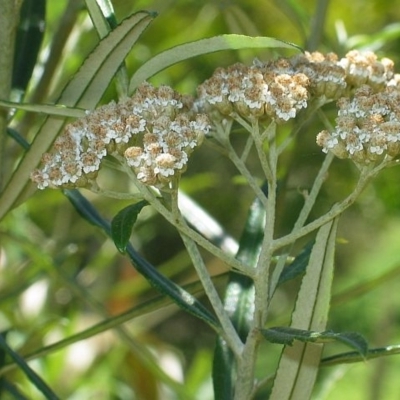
[195,50,396,126]
[317,85,400,165]
[31,83,210,189]
[31,50,400,191]
[195,61,310,123]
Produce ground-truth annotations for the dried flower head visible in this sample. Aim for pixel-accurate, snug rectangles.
[31,83,210,190]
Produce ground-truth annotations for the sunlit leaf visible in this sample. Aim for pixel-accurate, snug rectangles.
[0,100,86,118]
[270,219,338,400]
[129,34,301,92]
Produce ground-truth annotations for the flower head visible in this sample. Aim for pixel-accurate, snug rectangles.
[195,60,310,124]
[316,85,400,165]
[31,83,210,190]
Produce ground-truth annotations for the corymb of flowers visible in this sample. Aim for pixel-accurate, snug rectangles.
[31,83,210,190]
[31,50,400,191]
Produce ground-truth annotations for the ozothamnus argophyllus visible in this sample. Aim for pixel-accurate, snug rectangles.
[31,83,210,190]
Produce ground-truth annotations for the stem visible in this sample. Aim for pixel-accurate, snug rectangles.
[233,122,279,399]
[225,140,268,208]
[0,0,22,191]
[272,162,383,252]
[117,159,255,277]
[269,152,334,295]
[214,118,268,208]
[180,233,244,357]
[162,187,244,356]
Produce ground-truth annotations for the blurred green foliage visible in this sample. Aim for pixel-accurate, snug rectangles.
[2,0,400,399]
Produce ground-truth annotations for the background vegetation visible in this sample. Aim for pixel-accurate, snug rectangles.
[2,0,400,398]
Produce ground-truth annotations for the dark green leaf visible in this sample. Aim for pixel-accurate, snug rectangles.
[12,0,46,94]
[64,190,219,329]
[2,379,29,399]
[111,201,148,253]
[278,240,314,285]
[213,184,266,399]
[322,343,400,367]
[213,338,235,400]
[0,333,60,400]
[262,327,368,357]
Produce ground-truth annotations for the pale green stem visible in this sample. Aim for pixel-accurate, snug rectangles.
[179,233,244,357]
[237,116,274,181]
[161,184,244,356]
[233,122,279,400]
[240,134,255,162]
[225,140,268,208]
[272,162,385,252]
[115,159,254,277]
[233,329,263,400]
[269,152,335,294]
[213,119,267,205]
[254,121,278,325]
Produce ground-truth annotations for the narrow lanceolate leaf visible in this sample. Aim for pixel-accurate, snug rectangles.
[322,343,400,367]
[0,334,60,400]
[270,219,338,400]
[111,201,148,253]
[64,189,219,329]
[0,11,154,222]
[129,35,301,92]
[85,0,117,37]
[262,327,368,357]
[12,0,46,94]
[278,240,314,285]
[213,187,266,400]
[0,100,86,118]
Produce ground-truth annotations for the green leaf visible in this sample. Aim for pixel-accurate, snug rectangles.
[322,343,400,367]
[1,379,29,399]
[0,333,60,400]
[111,201,148,253]
[262,327,368,357]
[278,240,314,285]
[85,0,117,37]
[63,190,219,329]
[213,186,266,400]
[85,0,130,97]
[270,219,338,400]
[0,11,154,222]
[0,99,86,118]
[129,34,301,92]
[12,0,46,94]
